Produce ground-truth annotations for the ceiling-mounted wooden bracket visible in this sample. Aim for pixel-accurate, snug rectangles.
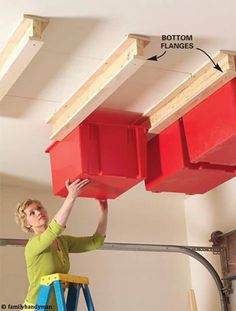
[0,14,49,102]
[47,34,150,141]
[145,50,236,135]
[24,14,49,40]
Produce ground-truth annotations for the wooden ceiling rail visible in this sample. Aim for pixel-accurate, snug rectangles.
[145,50,236,135]
[47,34,150,141]
[0,14,49,102]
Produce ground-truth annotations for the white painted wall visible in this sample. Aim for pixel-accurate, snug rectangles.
[185,177,236,311]
[0,182,191,311]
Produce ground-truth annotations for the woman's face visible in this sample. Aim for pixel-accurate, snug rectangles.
[24,202,48,233]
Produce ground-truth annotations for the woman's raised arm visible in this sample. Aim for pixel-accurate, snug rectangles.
[54,178,89,227]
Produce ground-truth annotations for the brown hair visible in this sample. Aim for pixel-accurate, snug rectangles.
[15,199,44,233]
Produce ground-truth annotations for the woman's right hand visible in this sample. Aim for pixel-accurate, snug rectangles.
[65,178,90,199]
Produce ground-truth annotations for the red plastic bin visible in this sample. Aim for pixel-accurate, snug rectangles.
[183,78,236,165]
[46,122,147,199]
[145,120,236,195]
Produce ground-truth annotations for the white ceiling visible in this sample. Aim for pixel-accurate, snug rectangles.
[1,0,236,191]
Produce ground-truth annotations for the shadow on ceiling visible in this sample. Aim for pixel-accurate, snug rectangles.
[0,172,52,192]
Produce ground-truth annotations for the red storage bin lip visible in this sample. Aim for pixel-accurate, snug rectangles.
[84,108,150,129]
[45,123,147,154]
[83,121,147,130]
[45,141,59,153]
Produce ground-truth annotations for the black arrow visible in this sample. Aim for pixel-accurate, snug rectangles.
[196,48,223,72]
[147,51,167,61]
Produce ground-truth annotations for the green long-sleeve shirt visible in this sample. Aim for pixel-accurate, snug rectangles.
[24,219,105,309]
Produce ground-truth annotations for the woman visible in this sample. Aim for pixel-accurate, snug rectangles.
[15,178,108,310]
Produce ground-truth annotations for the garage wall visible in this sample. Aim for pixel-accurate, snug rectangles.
[185,177,236,311]
[1,182,191,311]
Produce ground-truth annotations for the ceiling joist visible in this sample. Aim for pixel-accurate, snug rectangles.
[146,50,236,135]
[47,34,150,141]
[0,14,49,102]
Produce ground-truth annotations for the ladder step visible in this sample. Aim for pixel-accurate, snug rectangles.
[36,273,95,311]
